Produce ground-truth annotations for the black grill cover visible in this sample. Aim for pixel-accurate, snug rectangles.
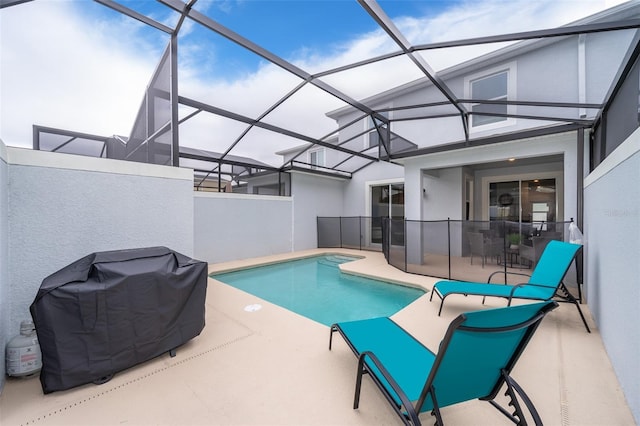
[30,247,208,394]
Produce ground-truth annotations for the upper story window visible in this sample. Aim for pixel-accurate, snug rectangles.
[466,62,516,132]
[471,71,507,126]
[367,111,390,149]
[308,148,325,169]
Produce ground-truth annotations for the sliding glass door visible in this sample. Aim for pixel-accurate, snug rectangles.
[489,178,556,223]
[371,183,404,244]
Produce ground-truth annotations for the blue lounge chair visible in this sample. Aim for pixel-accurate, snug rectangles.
[430,240,590,332]
[329,301,558,426]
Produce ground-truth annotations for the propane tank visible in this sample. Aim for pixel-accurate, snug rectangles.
[6,320,42,378]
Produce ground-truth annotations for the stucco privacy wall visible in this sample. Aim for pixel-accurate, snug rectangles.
[193,173,346,264]
[584,129,640,424]
[3,148,194,393]
[0,141,9,388]
[290,172,345,250]
[193,192,293,263]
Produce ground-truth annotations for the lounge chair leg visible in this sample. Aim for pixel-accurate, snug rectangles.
[353,356,367,409]
[573,301,591,333]
[557,283,591,333]
[430,388,444,426]
[329,325,336,350]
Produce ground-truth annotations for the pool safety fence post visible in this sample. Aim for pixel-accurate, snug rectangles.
[502,220,508,283]
[382,217,388,262]
[447,218,452,280]
[339,217,343,249]
[359,216,362,250]
[404,219,408,272]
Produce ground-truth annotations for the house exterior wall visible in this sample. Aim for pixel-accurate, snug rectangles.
[342,161,404,216]
[290,172,345,250]
[583,130,640,423]
[0,141,9,389]
[402,131,578,222]
[3,148,194,390]
[330,28,633,155]
[193,192,293,263]
[421,168,464,221]
[585,29,637,104]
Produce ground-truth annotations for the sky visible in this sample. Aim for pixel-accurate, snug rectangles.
[0,0,631,166]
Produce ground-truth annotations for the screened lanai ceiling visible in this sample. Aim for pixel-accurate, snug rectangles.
[4,0,640,180]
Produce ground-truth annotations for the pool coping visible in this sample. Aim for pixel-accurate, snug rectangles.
[207,248,435,293]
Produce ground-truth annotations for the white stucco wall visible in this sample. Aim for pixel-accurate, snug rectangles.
[193,192,293,263]
[290,172,345,250]
[583,130,640,424]
[5,148,194,367]
[0,141,9,388]
[421,168,464,220]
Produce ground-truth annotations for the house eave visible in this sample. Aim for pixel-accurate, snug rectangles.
[390,123,590,162]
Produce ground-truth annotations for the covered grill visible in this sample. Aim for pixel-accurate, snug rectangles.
[30,247,208,394]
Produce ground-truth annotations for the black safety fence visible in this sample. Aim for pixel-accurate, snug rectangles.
[317,216,383,251]
[318,217,583,298]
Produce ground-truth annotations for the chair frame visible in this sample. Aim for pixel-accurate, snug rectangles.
[468,231,501,268]
[329,301,558,426]
[486,270,590,333]
[430,241,590,332]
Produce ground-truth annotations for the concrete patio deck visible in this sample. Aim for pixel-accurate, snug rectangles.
[0,249,634,425]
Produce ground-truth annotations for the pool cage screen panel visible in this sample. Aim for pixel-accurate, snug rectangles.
[126,43,174,166]
[23,1,640,186]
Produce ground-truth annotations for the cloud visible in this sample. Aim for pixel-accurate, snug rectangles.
[0,1,163,147]
[0,0,629,166]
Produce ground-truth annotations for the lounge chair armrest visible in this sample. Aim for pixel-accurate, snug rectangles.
[507,282,556,303]
[487,270,531,283]
[357,351,420,426]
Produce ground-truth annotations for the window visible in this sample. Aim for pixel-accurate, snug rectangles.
[368,130,381,149]
[465,62,516,131]
[367,111,390,150]
[471,71,508,127]
[308,148,325,169]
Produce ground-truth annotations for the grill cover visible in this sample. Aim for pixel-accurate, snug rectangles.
[30,247,208,394]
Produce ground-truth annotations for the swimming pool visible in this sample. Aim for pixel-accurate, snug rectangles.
[211,254,425,326]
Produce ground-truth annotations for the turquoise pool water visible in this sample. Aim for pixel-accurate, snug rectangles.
[211,254,425,326]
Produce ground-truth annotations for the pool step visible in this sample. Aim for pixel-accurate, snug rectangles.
[318,259,342,268]
[319,255,356,267]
